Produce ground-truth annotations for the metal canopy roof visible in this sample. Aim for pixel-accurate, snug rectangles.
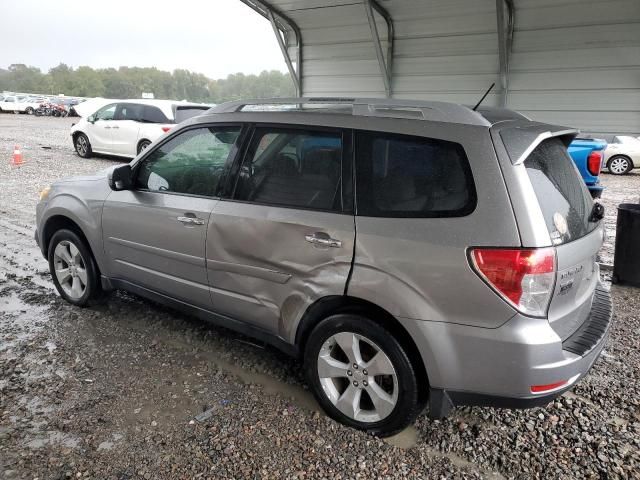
[240,0,640,138]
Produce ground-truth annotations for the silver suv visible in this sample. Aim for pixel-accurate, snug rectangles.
[36,98,613,436]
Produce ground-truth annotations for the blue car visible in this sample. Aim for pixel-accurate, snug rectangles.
[568,137,608,198]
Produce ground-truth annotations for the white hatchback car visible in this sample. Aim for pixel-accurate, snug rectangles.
[71,100,210,159]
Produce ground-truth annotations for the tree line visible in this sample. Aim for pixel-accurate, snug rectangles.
[0,63,295,103]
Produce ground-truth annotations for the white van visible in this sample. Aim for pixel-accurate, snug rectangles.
[70,99,211,158]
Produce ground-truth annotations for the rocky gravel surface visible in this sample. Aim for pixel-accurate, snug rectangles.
[1,115,640,479]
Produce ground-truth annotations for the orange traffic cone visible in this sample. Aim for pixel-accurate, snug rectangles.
[11,145,23,167]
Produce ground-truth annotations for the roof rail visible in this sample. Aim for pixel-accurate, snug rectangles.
[209,97,492,126]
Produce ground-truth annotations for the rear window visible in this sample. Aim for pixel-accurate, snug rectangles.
[174,106,209,124]
[525,138,596,245]
[355,131,476,217]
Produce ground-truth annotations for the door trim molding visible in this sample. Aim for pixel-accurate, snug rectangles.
[108,236,204,267]
[206,258,291,284]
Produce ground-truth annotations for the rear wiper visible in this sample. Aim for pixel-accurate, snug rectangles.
[589,202,605,222]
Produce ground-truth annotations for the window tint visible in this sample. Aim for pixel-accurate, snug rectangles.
[355,131,475,217]
[234,128,343,211]
[525,138,596,245]
[115,103,144,121]
[142,106,170,124]
[135,126,241,197]
[95,104,116,120]
[174,106,208,124]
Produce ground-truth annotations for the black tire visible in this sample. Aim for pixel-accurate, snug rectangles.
[607,155,633,175]
[48,229,102,307]
[74,133,92,158]
[25,107,34,115]
[304,314,421,437]
[137,139,151,155]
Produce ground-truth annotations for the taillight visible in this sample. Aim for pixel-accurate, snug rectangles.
[587,151,602,176]
[470,248,556,317]
[161,126,172,133]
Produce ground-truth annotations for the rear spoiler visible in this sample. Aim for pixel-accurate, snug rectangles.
[496,123,579,165]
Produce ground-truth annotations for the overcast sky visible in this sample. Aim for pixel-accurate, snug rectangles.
[0,0,286,79]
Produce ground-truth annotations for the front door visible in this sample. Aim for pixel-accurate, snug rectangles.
[102,124,244,308]
[206,126,355,336]
[87,103,117,152]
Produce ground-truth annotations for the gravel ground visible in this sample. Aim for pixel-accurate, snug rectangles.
[1,115,639,479]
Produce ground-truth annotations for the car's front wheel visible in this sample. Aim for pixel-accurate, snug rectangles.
[304,314,421,437]
[48,229,102,307]
[607,155,632,175]
[74,133,92,158]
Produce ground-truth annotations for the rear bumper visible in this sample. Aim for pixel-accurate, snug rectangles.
[401,284,613,418]
[588,184,604,198]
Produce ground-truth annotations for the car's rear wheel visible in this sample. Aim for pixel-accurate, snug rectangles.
[137,139,151,154]
[25,107,34,115]
[304,314,421,437]
[74,133,92,158]
[607,155,632,175]
[48,229,102,307]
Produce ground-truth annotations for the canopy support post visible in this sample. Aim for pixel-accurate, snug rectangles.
[239,0,303,96]
[496,0,515,107]
[364,0,394,98]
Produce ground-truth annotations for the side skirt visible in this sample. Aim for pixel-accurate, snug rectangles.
[102,276,299,358]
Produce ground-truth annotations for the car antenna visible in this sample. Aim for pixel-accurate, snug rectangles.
[472,83,496,111]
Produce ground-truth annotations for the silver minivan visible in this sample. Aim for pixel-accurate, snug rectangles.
[35,98,613,436]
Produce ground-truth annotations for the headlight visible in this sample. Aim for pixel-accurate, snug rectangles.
[39,186,51,201]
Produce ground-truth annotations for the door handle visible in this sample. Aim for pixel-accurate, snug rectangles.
[305,232,342,248]
[177,216,205,225]
[111,126,119,129]
[104,126,111,129]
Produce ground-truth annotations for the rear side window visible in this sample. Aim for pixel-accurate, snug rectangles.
[355,131,476,217]
[524,138,596,245]
[115,103,144,121]
[142,106,170,124]
[234,128,343,211]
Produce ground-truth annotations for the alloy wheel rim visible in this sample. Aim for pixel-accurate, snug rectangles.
[76,136,87,155]
[53,240,87,299]
[317,332,398,423]
[610,158,628,174]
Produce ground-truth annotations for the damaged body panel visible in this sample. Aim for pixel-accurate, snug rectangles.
[206,200,355,340]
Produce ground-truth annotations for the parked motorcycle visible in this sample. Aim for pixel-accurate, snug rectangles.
[34,103,52,116]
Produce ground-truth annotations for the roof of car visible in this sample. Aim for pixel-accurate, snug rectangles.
[206,97,528,127]
[109,99,211,119]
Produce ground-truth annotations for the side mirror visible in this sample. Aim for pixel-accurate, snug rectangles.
[108,165,133,191]
[87,115,95,124]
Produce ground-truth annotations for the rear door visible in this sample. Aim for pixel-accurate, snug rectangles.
[205,125,354,336]
[495,126,604,340]
[102,124,244,308]
[111,103,143,156]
